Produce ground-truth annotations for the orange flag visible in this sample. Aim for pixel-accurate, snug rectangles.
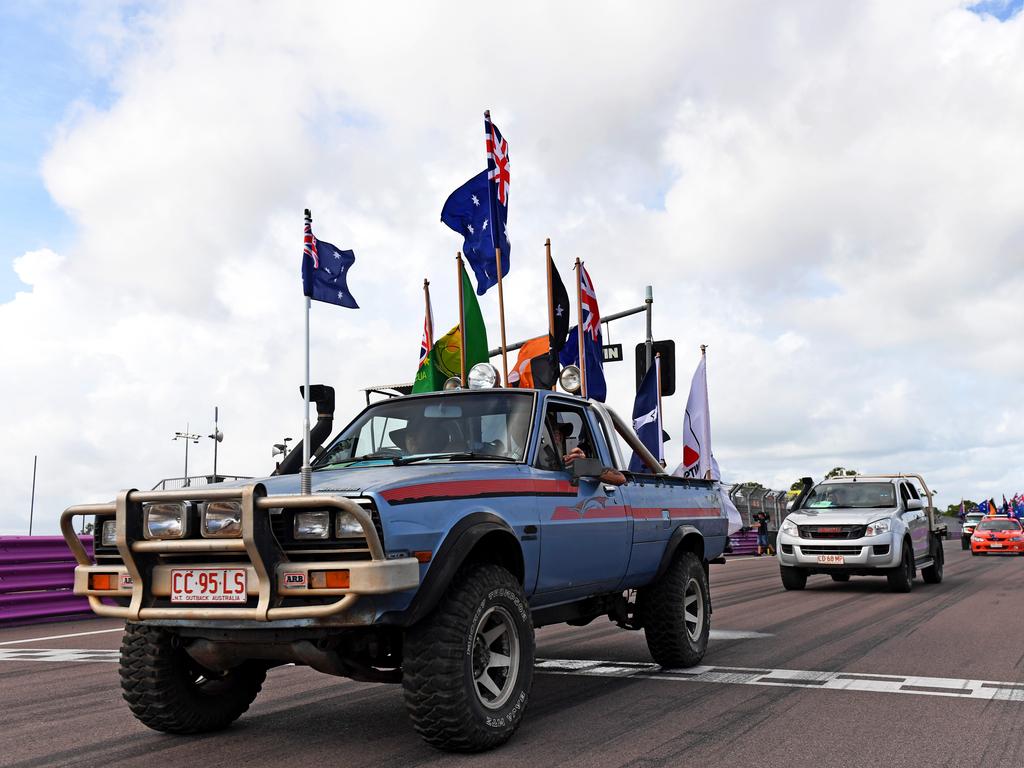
[511,336,550,388]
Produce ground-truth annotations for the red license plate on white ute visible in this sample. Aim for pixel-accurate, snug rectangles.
[170,568,247,603]
[817,554,845,565]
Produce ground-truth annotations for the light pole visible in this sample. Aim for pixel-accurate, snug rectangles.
[207,406,223,482]
[272,437,293,470]
[173,424,201,487]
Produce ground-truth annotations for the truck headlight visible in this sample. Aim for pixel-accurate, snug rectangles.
[294,511,330,540]
[864,518,891,537]
[335,511,363,537]
[780,518,799,536]
[201,501,242,538]
[559,365,582,394]
[144,502,190,540]
[468,363,499,390]
[101,520,117,547]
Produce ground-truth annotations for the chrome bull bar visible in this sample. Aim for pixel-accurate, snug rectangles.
[60,483,417,622]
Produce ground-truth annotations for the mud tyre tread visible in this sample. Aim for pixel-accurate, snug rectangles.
[402,564,534,753]
[638,551,711,668]
[119,623,265,734]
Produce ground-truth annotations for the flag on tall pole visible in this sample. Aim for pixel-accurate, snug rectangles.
[485,110,511,386]
[628,354,664,472]
[418,279,434,370]
[299,209,359,493]
[559,261,607,401]
[675,346,716,479]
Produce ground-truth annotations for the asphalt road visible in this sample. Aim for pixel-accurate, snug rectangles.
[3,540,1023,768]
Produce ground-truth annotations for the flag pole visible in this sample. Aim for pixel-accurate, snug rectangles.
[700,343,709,480]
[423,278,433,343]
[457,253,467,386]
[575,258,587,399]
[300,209,313,495]
[655,352,664,466]
[545,238,556,390]
[495,246,509,385]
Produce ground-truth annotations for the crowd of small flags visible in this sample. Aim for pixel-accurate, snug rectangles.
[297,111,715,476]
[960,494,1024,521]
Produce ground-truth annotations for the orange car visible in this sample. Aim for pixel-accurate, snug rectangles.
[970,516,1024,556]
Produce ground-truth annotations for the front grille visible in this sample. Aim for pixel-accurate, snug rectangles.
[800,546,863,556]
[799,525,866,540]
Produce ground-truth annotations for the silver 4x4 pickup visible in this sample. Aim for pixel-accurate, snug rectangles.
[777,474,944,592]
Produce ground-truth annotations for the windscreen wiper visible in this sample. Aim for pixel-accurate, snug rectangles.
[400,452,516,464]
[316,452,401,469]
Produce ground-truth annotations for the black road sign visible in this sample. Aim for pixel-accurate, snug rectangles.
[635,340,676,396]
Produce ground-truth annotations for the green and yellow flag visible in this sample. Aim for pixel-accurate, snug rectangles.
[412,263,489,392]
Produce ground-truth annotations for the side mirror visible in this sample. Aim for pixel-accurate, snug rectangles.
[906,498,923,511]
[571,457,604,480]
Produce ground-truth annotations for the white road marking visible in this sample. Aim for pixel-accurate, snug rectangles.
[535,659,1024,702]
[0,648,120,663]
[0,627,123,647]
[709,629,772,640]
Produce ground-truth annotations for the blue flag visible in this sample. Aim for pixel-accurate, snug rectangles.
[628,358,662,473]
[302,221,358,309]
[559,326,607,402]
[440,170,510,295]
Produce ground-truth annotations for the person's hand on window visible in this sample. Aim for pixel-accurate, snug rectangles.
[563,446,586,465]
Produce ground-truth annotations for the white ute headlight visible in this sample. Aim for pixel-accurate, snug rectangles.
[864,518,891,537]
[144,502,189,540]
[335,512,363,537]
[201,501,242,538]
[294,511,330,540]
[780,518,799,536]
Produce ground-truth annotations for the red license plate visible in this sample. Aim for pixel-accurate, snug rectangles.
[170,568,247,603]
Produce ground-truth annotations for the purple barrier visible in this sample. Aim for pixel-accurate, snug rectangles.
[0,536,94,626]
[727,529,760,556]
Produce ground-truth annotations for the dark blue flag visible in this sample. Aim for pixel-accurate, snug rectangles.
[628,359,663,473]
[559,325,607,402]
[440,170,510,295]
[302,221,358,309]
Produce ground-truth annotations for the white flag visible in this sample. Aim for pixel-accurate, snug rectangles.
[673,354,716,480]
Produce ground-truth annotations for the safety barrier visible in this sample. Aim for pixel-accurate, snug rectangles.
[0,536,93,627]
[726,529,760,556]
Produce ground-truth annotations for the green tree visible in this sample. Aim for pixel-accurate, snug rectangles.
[824,466,858,479]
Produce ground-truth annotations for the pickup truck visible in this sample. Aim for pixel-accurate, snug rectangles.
[61,387,728,752]
[776,474,945,593]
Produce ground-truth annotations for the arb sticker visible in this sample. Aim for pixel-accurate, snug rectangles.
[283,572,306,589]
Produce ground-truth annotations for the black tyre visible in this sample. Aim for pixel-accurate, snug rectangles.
[922,536,944,584]
[638,551,711,668]
[830,574,851,583]
[403,564,534,752]
[780,565,808,591]
[120,623,266,734]
[960,536,970,550]
[887,541,914,593]
[971,550,980,556]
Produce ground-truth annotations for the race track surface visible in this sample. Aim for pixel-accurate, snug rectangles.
[2,540,1022,768]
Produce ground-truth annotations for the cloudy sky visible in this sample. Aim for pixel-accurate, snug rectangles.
[3,0,1023,534]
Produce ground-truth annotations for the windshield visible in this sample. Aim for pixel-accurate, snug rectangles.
[977,519,1021,532]
[965,514,985,524]
[803,482,896,510]
[315,392,533,468]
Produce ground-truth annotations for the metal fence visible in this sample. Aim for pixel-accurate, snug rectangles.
[0,536,93,626]
[727,485,793,529]
[151,474,250,491]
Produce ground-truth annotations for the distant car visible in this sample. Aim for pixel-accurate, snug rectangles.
[970,516,1024,556]
[961,512,986,550]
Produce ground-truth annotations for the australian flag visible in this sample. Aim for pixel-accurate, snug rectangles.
[628,358,663,473]
[558,264,607,401]
[440,113,511,295]
[302,218,358,309]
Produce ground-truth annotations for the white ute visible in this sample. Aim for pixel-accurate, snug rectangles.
[776,474,945,592]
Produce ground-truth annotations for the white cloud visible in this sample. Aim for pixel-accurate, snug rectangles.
[2,0,1023,533]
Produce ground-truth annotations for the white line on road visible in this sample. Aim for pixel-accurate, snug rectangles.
[0,648,120,663]
[536,659,1024,702]
[709,629,772,640]
[0,627,123,647]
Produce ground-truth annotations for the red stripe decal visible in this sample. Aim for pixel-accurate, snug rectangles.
[631,507,722,519]
[381,478,577,504]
